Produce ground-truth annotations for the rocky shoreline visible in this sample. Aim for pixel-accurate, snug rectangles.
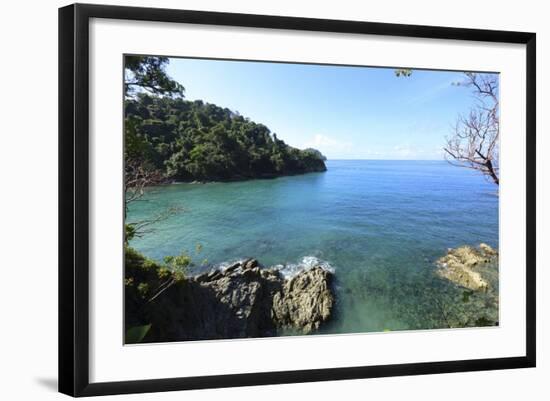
[435,243,498,291]
[125,243,499,343]
[126,257,335,343]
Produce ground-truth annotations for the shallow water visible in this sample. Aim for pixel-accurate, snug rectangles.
[127,160,499,333]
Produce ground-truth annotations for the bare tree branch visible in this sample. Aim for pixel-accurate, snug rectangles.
[127,206,183,239]
[124,158,181,242]
[124,158,166,212]
[444,73,499,187]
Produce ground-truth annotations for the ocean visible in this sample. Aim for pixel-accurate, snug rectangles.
[127,160,499,334]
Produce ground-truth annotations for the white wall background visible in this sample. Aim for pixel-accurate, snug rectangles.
[0,0,546,399]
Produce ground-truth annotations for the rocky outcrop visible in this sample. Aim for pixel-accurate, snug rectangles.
[435,244,498,291]
[127,258,335,343]
[272,267,334,334]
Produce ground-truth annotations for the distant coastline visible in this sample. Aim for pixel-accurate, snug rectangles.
[125,94,327,182]
[168,168,327,185]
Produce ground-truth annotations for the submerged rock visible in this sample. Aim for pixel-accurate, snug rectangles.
[435,244,498,291]
[133,259,335,342]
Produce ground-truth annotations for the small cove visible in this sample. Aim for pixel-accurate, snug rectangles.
[127,159,499,333]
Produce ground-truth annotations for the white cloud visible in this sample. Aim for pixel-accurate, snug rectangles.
[393,145,414,157]
[303,134,353,157]
[391,144,443,160]
[302,134,443,160]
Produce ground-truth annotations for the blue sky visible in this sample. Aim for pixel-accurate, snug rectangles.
[166,57,489,160]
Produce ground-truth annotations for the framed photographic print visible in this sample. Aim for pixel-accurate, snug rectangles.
[58,3,536,397]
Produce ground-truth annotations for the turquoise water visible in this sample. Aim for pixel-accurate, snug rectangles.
[127,160,499,333]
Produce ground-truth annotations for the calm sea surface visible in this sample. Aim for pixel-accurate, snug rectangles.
[127,160,499,333]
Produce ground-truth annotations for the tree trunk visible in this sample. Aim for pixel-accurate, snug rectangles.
[485,160,499,185]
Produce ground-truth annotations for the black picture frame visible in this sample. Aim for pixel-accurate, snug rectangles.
[59,3,536,397]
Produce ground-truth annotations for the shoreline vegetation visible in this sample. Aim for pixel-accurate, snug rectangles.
[125,94,327,183]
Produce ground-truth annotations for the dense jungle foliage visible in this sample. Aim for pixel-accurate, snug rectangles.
[125,94,327,181]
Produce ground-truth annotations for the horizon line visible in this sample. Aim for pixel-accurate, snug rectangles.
[325,158,446,161]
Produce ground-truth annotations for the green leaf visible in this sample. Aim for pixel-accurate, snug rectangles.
[126,324,152,344]
[394,68,413,77]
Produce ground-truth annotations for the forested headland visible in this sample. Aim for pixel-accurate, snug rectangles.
[125,94,327,182]
[123,57,332,343]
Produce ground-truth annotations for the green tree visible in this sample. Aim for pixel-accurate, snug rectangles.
[124,94,327,181]
[125,56,185,98]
